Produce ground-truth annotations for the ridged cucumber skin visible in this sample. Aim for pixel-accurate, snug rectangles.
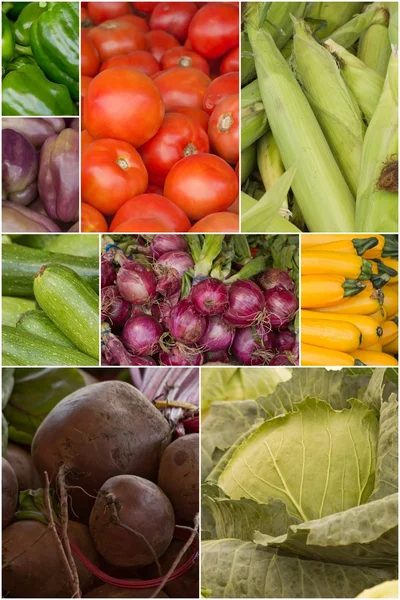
[2,244,99,297]
[34,264,99,360]
[2,326,98,367]
[16,310,77,349]
[2,297,35,327]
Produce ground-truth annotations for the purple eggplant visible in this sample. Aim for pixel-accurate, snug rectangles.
[2,202,61,232]
[2,129,39,205]
[38,128,79,223]
[2,118,65,148]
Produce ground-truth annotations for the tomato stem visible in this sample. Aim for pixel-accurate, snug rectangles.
[116,157,129,170]
[178,56,193,68]
[183,143,198,156]
[218,112,233,133]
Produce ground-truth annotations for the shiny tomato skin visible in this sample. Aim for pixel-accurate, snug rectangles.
[160,47,209,75]
[188,3,239,59]
[100,51,160,77]
[150,2,197,42]
[203,72,239,114]
[153,67,211,110]
[139,112,209,187]
[81,35,100,77]
[167,105,209,131]
[115,14,149,31]
[220,46,239,74]
[82,138,148,216]
[84,67,164,147]
[146,185,164,195]
[145,30,180,62]
[81,76,92,97]
[189,211,239,232]
[88,20,146,62]
[164,153,238,221]
[81,130,94,151]
[88,2,132,24]
[110,194,191,232]
[133,2,158,14]
[208,93,239,164]
[113,218,173,232]
[81,203,108,232]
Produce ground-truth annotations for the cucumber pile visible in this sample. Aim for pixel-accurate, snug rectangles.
[2,234,99,366]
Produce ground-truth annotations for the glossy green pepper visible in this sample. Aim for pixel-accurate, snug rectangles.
[30,2,79,100]
[14,2,50,47]
[4,2,30,20]
[2,64,77,116]
[2,14,15,68]
[5,54,36,73]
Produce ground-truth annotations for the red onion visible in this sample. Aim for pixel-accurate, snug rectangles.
[259,268,295,292]
[191,278,229,316]
[151,234,189,259]
[204,350,230,364]
[101,286,131,329]
[152,300,172,329]
[269,354,293,366]
[122,314,163,355]
[232,325,274,365]
[223,280,265,328]
[264,288,298,329]
[101,252,116,288]
[169,298,207,343]
[117,259,157,305]
[275,329,296,352]
[159,345,203,366]
[102,332,156,366]
[156,251,194,278]
[198,315,234,352]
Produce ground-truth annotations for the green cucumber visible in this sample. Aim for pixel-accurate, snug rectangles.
[14,234,99,258]
[16,310,77,349]
[2,244,99,297]
[2,296,35,327]
[2,326,98,367]
[34,264,99,360]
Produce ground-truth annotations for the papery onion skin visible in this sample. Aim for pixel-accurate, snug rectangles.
[156,250,194,278]
[169,298,207,343]
[232,325,272,366]
[101,253,116,288]
[223,280,265,328]
[101,286,132,329]
[122,314,163,355]
[151,234,189,259]
[198,315,234,351]
[204,350,230,364]
[117,260,157,305]
[159,345,203,366]
[275,329,297,352]
[264,288,298,329]
[191,277,229,316]
[269,353,293,365]
[259,268,295,293]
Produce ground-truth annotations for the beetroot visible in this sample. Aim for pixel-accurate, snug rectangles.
[6,443,40,491]
[84,585,168,598]
[2,458,17,529]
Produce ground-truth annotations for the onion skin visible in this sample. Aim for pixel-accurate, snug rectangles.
[198,315,234,351]
[269,354,293,365]
[232,325,273,365]
[151,234,189,259]
[204,350,229,363]
[275,329,296,352]
[117,260,157,305]
[101,253,116,288]
[159,345,203,366]
[263,288,298,330]
[191,277,229,316]
[223,280,265,327]
[122,314,163,356]
[101,286,131,329]
[169,298,207,344]
[259,268,295,293]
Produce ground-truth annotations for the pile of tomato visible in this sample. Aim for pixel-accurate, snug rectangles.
[81,1,239,233]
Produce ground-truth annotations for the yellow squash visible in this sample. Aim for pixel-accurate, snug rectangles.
[383,338,398,355]
[383,285,398,318]
[379,257,398,284]
[301,310,382,349]
[350,349,398,366]
[302,318,362,352]
[301,343,359,366]
[301,249,372,280]
[316,287,383,315]
[301,234,385,257]
[380,320,398,346]
[370,306,388,323]
[363,343,382,352]
[301,274,365,308]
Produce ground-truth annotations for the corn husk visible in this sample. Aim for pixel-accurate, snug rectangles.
[324,39,385,123]
[387,2,398,45]
[245,9,355,232]
[357,5,391,76]
[241,79,268,150]
[257,131,288,213]
[241,144,257,184]
[329,2,384,48]
[305,2,363,39]
[356,50,398,232]
[293,19,364,196]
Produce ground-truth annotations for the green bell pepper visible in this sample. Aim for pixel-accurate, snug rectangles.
[14,2,50,47]
[4,2,30,20]
[5,54,36,73]
[2,14,15,68]
[2,64,77,116]
[30,2,79,100]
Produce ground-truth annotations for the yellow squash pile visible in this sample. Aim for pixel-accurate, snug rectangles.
[301,234,398,366]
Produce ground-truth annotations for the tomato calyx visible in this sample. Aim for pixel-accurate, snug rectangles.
[218,112,234,133]
[116,157,129,170]
[101,21,120,30]
[178,56,193,68]
[183,143,198,157]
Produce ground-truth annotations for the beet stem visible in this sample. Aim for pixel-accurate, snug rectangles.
[57,466,81,598]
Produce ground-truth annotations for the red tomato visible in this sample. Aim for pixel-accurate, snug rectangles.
[160,47,209,75]
[164,153,238,221]
[81,203,108,232]
[82,138,148,215]
[100,51,160,77]
[150,2,197,43]
[145,30,180,62]
[88,2,132,24]
[203,71,238,114]
[132,2,158,14]
[81,35,100,77]
[146,185,164,195]
[154,67,210,110]
[189,212,239,232]
[139,112,209,186]
[167,105,209,131]
[88,20,146,62]
[208,93,239,164]
[81,130,94,151]
[188,3,238,59]
[81,75,92,97]
[220,46,239,74]
[110,194,191,232]
[113,218,173,232]
[81,6,93,27]
[115,14,149,32]
[84,67,164,147]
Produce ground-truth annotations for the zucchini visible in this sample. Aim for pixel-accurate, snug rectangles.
[2,244,99,297]
[301,274,365,308]
[316,287,384,316]
[16,234,99,258]
[350,349,398,366]
[302,318,362,353]
[301,343,363,366]
[34,264,99,360]
[2,326,98,367]
[301,250,373,280]
[16,310,77,349]
[2,296,35,327]
[302,310,383,349]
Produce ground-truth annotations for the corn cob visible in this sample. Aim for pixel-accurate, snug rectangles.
[357,4,391,76]
[328,3,385,48]
[241,144,257,184]
[241,80,268,151]
[305,2,363,39]
[293,18,364,196]
[257,131,288,214]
